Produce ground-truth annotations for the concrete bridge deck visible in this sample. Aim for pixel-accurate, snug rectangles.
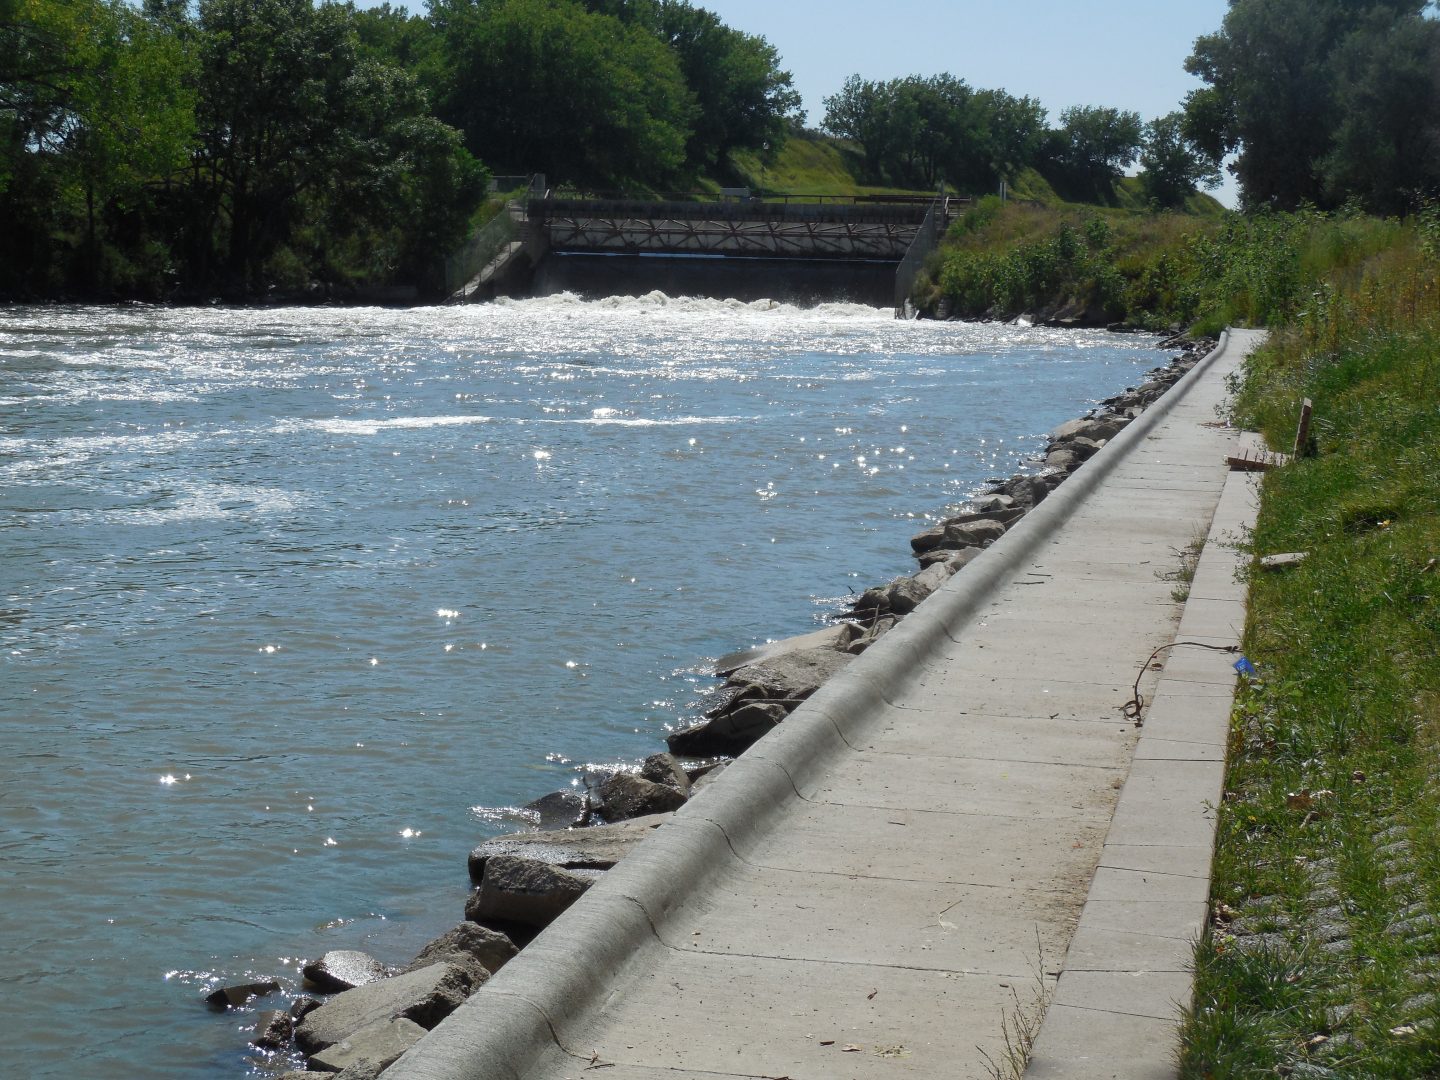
[390,330,1265,1080]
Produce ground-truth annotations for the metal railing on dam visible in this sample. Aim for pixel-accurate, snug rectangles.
[529,196,933,260]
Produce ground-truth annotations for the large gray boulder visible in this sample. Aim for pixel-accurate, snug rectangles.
[666,701,787,756]
[522,790,590,830]
[998,475,1052,508]
[302,951,393,994]
[912,561,954,595]
[595,772,687,822]
[915,546,957,569]
[970,493,1016,513]
[253,1009,294,1050]
[402,922,516,979]
[909,523,949,554]
[943,518,1007,549]
[713,623,860,676]
[206,980,280,1009]
[853,576,930,618]
[1044,446,1080,474]
[946,506,1026,527]
[638,752,691,795]
[294,963,474,1054]
[307,1017,425,1074]
[468,813,671,882]
[724,646,854,705]
[1050,415,1129,444]
[887,576,935,615]
[847,614,897,655]
[917,545,986,573]
[466,855,597,929]
[941,547,986,574]
[1048,417,1091,443]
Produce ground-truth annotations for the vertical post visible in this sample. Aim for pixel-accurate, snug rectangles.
[1293,397,1314,458]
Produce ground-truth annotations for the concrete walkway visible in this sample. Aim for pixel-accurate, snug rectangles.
[391,329,1266,1080]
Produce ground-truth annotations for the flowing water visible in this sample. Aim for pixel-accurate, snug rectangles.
[0,295,1168,1077]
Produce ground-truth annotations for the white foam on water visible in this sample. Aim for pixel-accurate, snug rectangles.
[292,414,497,436]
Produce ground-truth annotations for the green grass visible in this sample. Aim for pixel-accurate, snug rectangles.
[918,200,1410,332]
[918,196,1222,328]
[1178,221,1440,1077]
[728,131,929,197]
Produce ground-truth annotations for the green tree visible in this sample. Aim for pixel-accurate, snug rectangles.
[1045,104,1143,199]
[315,58,485,287]
[0,0,195,293]
[1139,111,1221,208]
[1322,10,1440,215]
[192,0,483,292]
[435,0,694,189]
[820,74,895,179]
[650,1,801,170]
[1183,0,1439,211]
[353,1,437,70]
[976,88,1047,186]
[822,73,1043,192]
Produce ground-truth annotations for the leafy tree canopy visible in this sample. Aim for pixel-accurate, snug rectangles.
[433,0,694,189]
[821,73,1046,192]
[1140,111,1222,208]
[1041,105,1144,200]
[1183,0,1440,212]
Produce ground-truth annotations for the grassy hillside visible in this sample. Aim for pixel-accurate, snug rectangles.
[917,198,1404,331]
[1179,208,1440,1079]
[1004,166,1226,217]
[727,131,929,197]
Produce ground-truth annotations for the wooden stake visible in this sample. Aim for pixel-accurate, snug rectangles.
[1293,397,1314,458]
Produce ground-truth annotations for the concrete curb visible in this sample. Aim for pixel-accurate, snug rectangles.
[1024,338,1265,1079]
[388,331,1236,1080]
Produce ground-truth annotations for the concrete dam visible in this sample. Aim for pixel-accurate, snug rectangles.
[448,190,956,310]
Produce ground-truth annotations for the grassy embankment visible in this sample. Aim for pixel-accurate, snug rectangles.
[912,191,1396,331]
[727,129,925,197]
[1175,209,1440,1077]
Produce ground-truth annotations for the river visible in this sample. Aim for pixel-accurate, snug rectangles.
[0,294,1166,1077]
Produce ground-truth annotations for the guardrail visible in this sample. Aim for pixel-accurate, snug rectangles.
[893,192,945,316]
[542,189,967,209]
[443,209,518,298]
[443,175,546,298]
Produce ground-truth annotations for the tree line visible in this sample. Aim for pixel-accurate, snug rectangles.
[0,0,801,300]
[820,73,1217,208]
[827,0,1440,216]
[6,0,1435,302]
[1182,0,1440,214]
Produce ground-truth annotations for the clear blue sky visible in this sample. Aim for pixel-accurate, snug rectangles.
[368,0,1238,204]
